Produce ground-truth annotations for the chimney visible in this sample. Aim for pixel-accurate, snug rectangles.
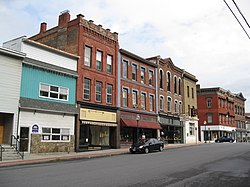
[40,22,47,33]
[58,10,70,28]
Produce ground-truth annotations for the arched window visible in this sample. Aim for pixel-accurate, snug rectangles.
[178,78,181,95]
[167,97,172,112]
[174,76,177,94]
[159,70,163,89]
[160,96,164,111]
[167,72,171,91]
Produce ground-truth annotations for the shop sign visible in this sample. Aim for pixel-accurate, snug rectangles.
[32,124,39,133]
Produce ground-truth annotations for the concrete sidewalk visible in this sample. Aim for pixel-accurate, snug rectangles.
[0,143,202,168]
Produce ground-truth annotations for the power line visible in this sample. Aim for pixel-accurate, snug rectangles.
[232,0,250,28]
[223,0,250,39]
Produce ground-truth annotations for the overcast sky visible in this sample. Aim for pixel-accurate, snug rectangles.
[1,0,250,111]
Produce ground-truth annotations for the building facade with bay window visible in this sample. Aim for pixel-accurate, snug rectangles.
[30,11,119,151]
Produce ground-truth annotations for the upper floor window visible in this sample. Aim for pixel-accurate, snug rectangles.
[83,78,90,100]
[174,76,177,94]
[160,70,163,89]
[187,86,190,97]
[122,59,128,78]
[40,83,68,101]
[207,98,212,108]
[84,46,92,67]
[141,92,146,110]
[96,51,102,71]
[191,88,194,98]
[122,88,128,107]
[167,97,172,112]
[96,81,102,102]
[167,72,171,91]
[178,78,181,95]
[132,90,138,107]
[207,113,213,123]
[140,67,146,84]
[179,101,182,114]
[149,70,154,86]
[106,84,112,104]
[174,100,178,113]
[132,64,137,81]
[160,96,164,111]
[149,95,154,111]
[107,55,113,74]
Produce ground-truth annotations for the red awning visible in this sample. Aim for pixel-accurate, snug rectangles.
[121,118,161,130]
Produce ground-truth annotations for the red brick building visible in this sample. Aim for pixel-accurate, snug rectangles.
[197,86,237,142]
[147,56,184,143]
[30,10,119,151]
[119,49,161,145]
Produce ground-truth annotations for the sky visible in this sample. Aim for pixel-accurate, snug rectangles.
[1,0,250,111]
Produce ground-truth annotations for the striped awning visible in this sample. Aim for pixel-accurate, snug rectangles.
[81,121,117,127]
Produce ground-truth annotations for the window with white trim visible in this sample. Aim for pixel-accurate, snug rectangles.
[149,70,154,86]
[83,78,90,100]
[160,96,164,111]
[42,127,70,141]
[141,92,146,110]
[189,123,195,136]
[149,95,154,111]
[132,64,137,81]
[40,83,69,101]
[96,51,102,71]
[107,55,113,74]
[132,90,138,107]
[96,81,102,102]
[84,46,91,67]
[167,97,172,112]
[140,67,146,84]
[174,100,178,113]
[106,84,112,104]
[167,72,171,91]
[122,88,128,107]
[123,59,128,78]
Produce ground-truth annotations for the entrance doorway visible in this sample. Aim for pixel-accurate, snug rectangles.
[20,127,29,152]
[0,126,3,144]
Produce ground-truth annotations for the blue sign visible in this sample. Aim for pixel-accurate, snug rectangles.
[32,124,39,133]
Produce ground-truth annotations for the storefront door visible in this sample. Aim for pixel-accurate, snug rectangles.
[20,127,29,152]
[0,125,3,144]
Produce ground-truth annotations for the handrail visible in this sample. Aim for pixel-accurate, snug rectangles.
[10,135,24,160]
[0,145,5,161]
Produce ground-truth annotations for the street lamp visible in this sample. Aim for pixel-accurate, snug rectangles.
[204,120,207,143]
[136,114,140,142]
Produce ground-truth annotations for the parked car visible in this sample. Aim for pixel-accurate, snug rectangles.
[215,136,235,143]
[129,138,164,154]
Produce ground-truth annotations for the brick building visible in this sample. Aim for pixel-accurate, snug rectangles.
[147,56,184,143]
[197,87,237,142]
[119,49,161,145]
[30,10,119,151]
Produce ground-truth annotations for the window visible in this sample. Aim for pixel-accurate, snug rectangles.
[122,88,128,107]
[132,90,138,107]
[207,98,212,108]
[174,100,178,113]
[179,102,182,114]
[187,86,190,97]
[132,64,137,81]
[167,72,171,91]
[207,113,213,123]
[84,46,91,67]
[83,78,90,100]
[178,78,181,95]
[160,96,164,111]
[188,105,191,116]
[106,84,112,104]
[149,70,154,86]
[122,59,128,78]
[149,95,154,111]
[189,123,195,136]
[40,83,68,101]
[174,76,177,94]
[96,81,102,102]
[167,97,172,112]
[141,92,146,110]
[42,127,70,141]
[107,55,113,74]
[96,51,102,71]
[191,88,194,98]
[140,67,146,84]
[160,70,163,89]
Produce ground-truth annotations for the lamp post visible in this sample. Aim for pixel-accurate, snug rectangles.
[136,114,140,142]
[204,120,207,143]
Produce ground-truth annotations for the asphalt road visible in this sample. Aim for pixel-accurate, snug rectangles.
[1,143,250,187]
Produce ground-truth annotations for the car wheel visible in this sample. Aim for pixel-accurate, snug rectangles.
[144,147,149,154]
[159,146,163,152]
[230,140,233,143]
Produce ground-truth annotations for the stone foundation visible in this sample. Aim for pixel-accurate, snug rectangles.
[30,134,75,153]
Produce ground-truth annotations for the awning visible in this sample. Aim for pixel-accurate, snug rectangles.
[121,118,162,130]
[81,121,117,127]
